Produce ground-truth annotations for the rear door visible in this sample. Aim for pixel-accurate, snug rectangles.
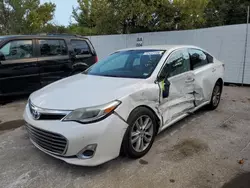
[70,39,97,71]
[0,39,40,95]
[189,48,217,106]
[37,39,72,86]
[158,49,195,125]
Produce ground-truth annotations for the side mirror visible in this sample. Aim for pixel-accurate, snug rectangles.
[157,76,170,99]
[0,51,5,61]
[162,77,171,98]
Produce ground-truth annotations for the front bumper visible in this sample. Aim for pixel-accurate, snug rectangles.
[23,104,128,166]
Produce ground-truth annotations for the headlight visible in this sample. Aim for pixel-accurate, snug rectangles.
[63,100,121,123]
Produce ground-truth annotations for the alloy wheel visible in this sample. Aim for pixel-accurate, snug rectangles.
[130,115,154,152]
[212,85,221,106]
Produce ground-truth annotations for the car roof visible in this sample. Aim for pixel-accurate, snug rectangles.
[118,45,204,52]
[0,34,88,40]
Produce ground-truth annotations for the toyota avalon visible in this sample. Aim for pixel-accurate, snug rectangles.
[24,45,224,166]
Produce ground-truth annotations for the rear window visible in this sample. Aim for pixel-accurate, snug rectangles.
[38,39,67,57]
[71,40,91,55]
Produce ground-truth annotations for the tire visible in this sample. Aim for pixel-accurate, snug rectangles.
[121,107,157,158]
[207,81,222,110]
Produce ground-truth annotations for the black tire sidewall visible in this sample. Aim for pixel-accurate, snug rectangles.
[122,107,157,158]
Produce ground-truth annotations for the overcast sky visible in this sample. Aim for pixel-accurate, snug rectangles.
[40,0,78,26]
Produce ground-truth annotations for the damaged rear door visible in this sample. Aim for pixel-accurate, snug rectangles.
[188,48,215,106]
[158,49,195,126]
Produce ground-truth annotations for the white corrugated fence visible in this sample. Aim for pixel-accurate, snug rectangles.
[88,24,250,84]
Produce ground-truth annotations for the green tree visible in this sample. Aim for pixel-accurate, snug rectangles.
[25,1,56,33]
[72,0,209,34]
[72,0,160,34]
[71,0,250,35]
[0,0,56,35]
[205,0,250,27]
[173,0,209,29]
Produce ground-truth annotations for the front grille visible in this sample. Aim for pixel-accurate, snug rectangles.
[39,114,66,120]
[28,100,68,121]
[26,124,67,155]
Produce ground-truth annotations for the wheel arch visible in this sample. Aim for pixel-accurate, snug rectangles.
[216,78,224,91]
[127,105,162,134]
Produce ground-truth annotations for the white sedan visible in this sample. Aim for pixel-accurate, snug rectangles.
[24,45,224,166]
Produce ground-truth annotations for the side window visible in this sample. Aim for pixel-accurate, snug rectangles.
[189,49,209,69]
[159,49,190,79]
[0,40,33,60]
[38,39,67,57]
[71,40,91,55]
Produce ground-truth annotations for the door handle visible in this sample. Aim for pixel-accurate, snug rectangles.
[185,78,195,83]
[212,68,216,72]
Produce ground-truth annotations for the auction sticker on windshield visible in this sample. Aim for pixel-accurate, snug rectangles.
[143,51,164,55]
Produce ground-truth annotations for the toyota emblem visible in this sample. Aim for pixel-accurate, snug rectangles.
[29,102,41,120]
[32,108,41,120]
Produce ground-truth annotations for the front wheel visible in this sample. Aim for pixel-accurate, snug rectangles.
[207,82,222,110]
[121,107,157,158]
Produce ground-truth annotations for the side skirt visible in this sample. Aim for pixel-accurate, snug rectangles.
[158,101,210,133]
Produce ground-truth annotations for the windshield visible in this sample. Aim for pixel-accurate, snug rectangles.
[84,50,165,79]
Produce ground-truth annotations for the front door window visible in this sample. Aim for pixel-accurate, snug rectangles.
[0,40,33,60]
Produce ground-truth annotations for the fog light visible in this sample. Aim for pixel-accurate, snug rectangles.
[77,144,97,159]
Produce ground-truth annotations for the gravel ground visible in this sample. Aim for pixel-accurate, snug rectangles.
[0,86,250,188]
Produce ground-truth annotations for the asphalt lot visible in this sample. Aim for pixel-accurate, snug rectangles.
[0,86,250,188]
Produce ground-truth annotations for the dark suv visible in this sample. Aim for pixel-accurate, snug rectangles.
[0,34,98,97]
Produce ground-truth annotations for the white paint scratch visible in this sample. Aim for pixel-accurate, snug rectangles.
[170,130,178,136]
[241,141,250,152]
[181,124,188,129]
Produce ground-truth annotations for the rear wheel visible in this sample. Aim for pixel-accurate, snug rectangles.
[207,82,222,110]
[121,107,157,158]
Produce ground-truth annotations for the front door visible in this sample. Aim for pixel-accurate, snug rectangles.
[158,49,195,126]
[37,39,72,87]
[0,39,40,95]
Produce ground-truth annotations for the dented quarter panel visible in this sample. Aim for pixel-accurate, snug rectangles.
[193,59,224,105]
[114,49,176,126]
[114,48,181,127]
[115,80,163,126]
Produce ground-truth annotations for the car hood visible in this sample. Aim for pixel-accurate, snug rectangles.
[30,74,144,110]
